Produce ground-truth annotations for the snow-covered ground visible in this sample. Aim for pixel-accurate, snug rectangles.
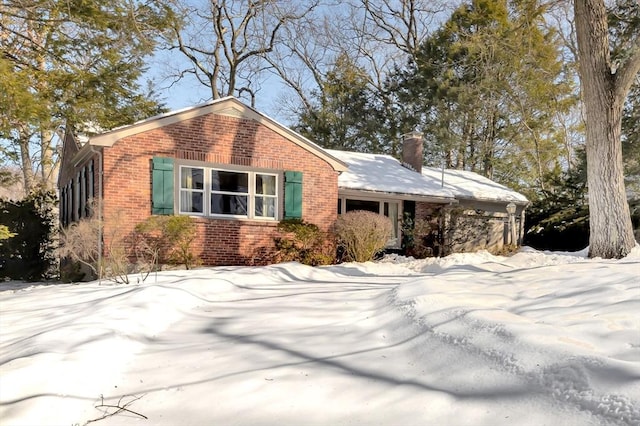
[1,247,639,426]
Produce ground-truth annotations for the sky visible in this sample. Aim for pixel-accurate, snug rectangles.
[146,46,291,123]
[1,246,639,425]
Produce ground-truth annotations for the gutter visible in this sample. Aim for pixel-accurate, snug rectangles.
[454,194,530,206]
[338,188,458,205]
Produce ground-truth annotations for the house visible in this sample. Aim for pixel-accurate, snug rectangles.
[58,97,527,267]
[326,144,456,249]
[58,97,347,266]
[328,133,528,254]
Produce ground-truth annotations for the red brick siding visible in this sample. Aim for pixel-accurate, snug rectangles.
[100,113,339,265]
[415,202,442,222]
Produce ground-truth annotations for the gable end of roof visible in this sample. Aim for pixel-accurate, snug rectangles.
[88,97,347,172]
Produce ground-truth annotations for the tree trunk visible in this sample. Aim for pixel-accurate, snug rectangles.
[40,129,56,190]
[18,131,35,194]
[574,0,637,259]
[584,92,634,258]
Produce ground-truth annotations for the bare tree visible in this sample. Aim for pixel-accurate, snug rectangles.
[165,0,319,106]
[358,0,448,59]
[264,4,339,115]
[574,0,639,258]
[267,1,449,152]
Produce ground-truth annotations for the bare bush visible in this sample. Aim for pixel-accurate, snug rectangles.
[59,218,101,279]
[335,210,392,262]
[133,216,166,274]
[59,213,135,284]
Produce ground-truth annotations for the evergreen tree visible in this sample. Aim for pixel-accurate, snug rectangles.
[295,53,382,152]
[0,190,57,280]
[612,1,640,180]
[0,0,171,194]
[388,0,575,193]
[524,148,589,251]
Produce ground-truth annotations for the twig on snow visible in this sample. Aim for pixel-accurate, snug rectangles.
[84,394,147,424]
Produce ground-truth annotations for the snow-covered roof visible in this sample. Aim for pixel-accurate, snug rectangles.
[328,150,526,204]
[422,166,528,204]
[327,150,455,200]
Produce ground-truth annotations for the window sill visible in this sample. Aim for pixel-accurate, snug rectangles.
[185,214,280,226]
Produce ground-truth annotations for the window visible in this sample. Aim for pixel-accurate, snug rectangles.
[79,168,86,218]
[86,161,94,216]
[74,174,80,221]
[346,199,379,213]
[180,166,204,214]
[66,182,72,225]
[179,165,278,220]
[60,186,68,226]
[254,173,277,218]
[211,170,248,215]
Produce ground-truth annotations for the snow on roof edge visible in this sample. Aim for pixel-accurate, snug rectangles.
[422,166,528,204]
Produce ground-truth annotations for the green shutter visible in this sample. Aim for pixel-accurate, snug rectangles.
[152,157,174,215]
[284,171,302,219]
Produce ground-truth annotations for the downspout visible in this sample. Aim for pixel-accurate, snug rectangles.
[87,145,103,285]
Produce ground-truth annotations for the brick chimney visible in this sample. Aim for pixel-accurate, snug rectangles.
[401,132,424,173]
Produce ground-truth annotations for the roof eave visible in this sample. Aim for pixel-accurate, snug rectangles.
[455,194,529,205]
[70,143,101,168]
[338,187,457,204]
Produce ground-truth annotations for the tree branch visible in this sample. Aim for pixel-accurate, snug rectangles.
[85,394,147,425]
[614,39,640,101]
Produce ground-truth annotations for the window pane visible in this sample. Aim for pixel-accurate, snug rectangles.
[181,191,203,213]
[212,170,248,193]
[386,202,399,239]
[255,196,276,218]
[346,199,379,213]
[256,174,276,195]
[181,167,204,190]
[211,194,248,215]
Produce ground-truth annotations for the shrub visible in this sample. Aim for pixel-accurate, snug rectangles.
[164,216,199,269]
[133,216,165,273]
[524,153,591,251]
[60,259,86,283]
[402,214,438,258]
[274,219,335,266]
[491,244,519,256]
[0,190,57,281]
[524,203,589,251]
[135,215,199,270]
[335,210,392,262]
